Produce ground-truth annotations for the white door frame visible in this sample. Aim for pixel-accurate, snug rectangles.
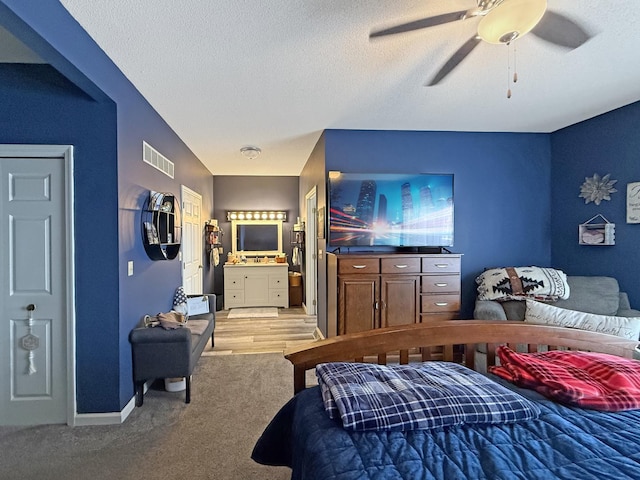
[304,187,318,315]
[0,145,76,426]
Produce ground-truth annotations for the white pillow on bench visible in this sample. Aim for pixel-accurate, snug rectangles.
[524,299,640,340]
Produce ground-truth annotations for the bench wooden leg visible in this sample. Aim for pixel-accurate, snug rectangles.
[185,375,191,404]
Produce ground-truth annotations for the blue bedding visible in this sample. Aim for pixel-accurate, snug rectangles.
[253,381,640,479]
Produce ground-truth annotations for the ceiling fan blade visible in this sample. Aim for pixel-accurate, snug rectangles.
[370,11,468,38]
[531,10,592,49]
[426,36,482,86]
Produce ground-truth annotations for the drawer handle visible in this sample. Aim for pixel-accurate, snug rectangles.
[434,283,448,287]
[394,264,408,269]
[435,302,449,307]
[352,265,367,269]
[434,264,449,268]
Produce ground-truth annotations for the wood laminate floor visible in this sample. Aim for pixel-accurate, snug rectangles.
[203,307,319,355]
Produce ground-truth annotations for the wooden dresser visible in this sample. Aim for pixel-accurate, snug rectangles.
[327,253,461,337]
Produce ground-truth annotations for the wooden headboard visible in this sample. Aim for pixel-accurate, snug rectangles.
[284,321,639,394]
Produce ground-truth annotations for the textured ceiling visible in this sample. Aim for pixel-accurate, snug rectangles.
[58,0,640,176]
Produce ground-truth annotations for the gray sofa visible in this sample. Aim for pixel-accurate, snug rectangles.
[474,276,640,370]
[474,276,640,322]
[129,294,216,407]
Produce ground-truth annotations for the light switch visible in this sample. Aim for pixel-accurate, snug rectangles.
[128,261,134,276]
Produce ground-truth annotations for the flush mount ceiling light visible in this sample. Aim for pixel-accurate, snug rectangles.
[240,146,261,160]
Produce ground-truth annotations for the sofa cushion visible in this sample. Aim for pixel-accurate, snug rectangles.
[501,301,527,321]
[524,299,640,340]
[552,276,620,315]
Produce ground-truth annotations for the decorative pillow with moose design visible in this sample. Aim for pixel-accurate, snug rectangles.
[476,266,570,302]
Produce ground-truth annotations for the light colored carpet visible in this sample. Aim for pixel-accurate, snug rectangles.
[227,307,279,319]
[0,354,293,480]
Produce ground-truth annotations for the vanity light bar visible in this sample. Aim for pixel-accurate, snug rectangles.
[227,211,287,221]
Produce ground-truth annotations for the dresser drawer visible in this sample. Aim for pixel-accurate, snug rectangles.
[269,288,288,306]
[421,257,461,273]
[421,294,460,313]
[338,258,380,274]
[268,274,287,289]
[225,290,245,307]
[421,275,460,294]
[225,274,245,290]
[420,313,459,322]
[381,257,420,274]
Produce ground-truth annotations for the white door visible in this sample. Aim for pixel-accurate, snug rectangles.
[305,188,318,315]
[181,186,203,295]
[0,146,72,425]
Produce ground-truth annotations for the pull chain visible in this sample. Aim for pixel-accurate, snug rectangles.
[513,42,518,84]
[506,43,512,99]
[506,42,519,99]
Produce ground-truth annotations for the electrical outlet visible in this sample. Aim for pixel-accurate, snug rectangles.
[127,261,134,276]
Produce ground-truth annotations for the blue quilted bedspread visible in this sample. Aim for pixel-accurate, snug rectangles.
[253,380,640,479]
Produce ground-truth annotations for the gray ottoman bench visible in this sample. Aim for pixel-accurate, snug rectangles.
[129,294,216,406]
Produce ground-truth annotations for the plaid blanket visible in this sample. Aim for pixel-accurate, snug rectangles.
[491,346,640,411]
[316,361,539,431]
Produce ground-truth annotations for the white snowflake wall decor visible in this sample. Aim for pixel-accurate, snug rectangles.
[579,173,618,205]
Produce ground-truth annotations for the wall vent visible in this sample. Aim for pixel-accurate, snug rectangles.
[143,141,174,178]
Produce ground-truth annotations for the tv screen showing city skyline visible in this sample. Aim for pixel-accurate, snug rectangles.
[328,172,454,247]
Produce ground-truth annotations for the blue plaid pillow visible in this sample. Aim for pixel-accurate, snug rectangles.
[316,361,540,431]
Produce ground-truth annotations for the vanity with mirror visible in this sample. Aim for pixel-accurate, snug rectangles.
[223,215,289,309]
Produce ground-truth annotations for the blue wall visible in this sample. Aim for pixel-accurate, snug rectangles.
[2,1,215,413]
[322,129,553,319]
[551,101,640,309]
[0,63,121,413]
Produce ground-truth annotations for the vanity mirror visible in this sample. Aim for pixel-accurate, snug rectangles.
[231,219,283,257]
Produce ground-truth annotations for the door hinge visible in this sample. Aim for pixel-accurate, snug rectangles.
[313,299,316,306]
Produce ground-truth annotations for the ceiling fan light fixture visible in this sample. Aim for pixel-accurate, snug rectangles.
[477,0,547,44]
[240,146,261,160]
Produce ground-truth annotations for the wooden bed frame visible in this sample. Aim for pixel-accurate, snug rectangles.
[285,321,640,394]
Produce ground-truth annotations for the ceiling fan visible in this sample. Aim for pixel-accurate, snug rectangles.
[370,0,591,86]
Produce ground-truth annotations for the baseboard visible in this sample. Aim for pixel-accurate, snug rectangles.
[72,382,148,426]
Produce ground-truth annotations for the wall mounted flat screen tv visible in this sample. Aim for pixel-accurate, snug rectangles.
[328,172,454,248]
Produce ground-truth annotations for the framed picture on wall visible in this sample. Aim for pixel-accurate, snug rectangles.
[317,206,325,239]
[627,182,640,224]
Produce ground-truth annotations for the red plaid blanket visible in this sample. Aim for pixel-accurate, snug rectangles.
[490,346,640,411]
